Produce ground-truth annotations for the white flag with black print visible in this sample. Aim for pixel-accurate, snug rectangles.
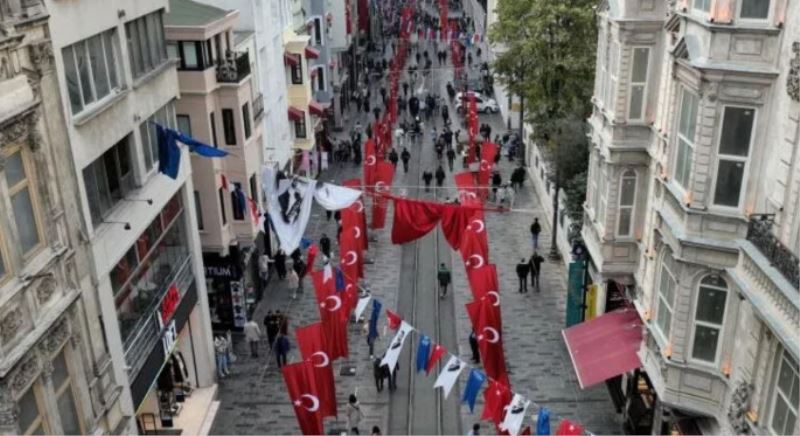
[380,321,414,373]
[313,182,361,211]
[355,291,372,320]
[500,393,530,436]
[433,356,465,399]
[262,167,317,254]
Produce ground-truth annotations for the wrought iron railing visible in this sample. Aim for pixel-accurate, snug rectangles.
[253,92,265,121]
[216,51,251,83]
[746,215,799,290]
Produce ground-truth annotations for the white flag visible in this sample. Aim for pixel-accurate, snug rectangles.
[313,182,361,211]
[355,293,371,320]
[433,356,464,399]
[380,321,414,372]
[262,167,317,254]
[499,394,530,436]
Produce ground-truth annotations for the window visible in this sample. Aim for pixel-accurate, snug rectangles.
[628,48,649,121]
[249,173,258,202]
[690,275,728,363]
[218,187,227,225]
[603,41,618,112]
[617,170,637,237]
[83,136,134,227]
[194,190,204,230]
[294,114,307,139]
[694,0,711,12]
[16,382,48,435]
[316,67,325,92]
[594,162,606,224]
[713,107,754,208]
[222,109,237,145]
[139,101,176,172]
[596,36,607,106]
[176,114,191,136]
[291,61,303,84]
[125,11,167,79]
[313,18,323,45]
[62,29,120,114]
[656,259,677,340]
[209,112,218,147]
[0,247,6,280]
[770,349,799,435]
[177,41,211,70]
[242,103,252,139]
[4,150,42,256]
[231,183,245,221]
[741,0,770,19]
[675,89,699,190]
[53,351,83,435]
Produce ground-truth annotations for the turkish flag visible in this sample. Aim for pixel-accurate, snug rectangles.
[391,198,443,244]
[339,223,363,281]
[282,361,324,435]
[555,419,585,435]
[371,162,394,229]
[342,179,368,251]
[440,204,471,249]
[295,323,337,418]
[481,379,512,425]
[386,309,403,330]
[467,264,499,300]
[364,139,377,192]
[478,142,498,187]
[466,298,509,387]
[454,172,481,205]
[426,343,447,375]
[342,274,359,316]
[460,222,489,271]
[313,270,349,359]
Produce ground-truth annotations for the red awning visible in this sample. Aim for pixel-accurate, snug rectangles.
[305,46,320,59]
[309,100,326,117]
[284,52,300,66]
[288,106,304,121]
[562,308,643,389]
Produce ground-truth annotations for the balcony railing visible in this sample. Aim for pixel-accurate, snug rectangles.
[253,92,265,121]
[746,215,800,290]
[216,51,251,83]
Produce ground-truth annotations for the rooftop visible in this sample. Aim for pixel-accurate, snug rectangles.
[165,0,230,27]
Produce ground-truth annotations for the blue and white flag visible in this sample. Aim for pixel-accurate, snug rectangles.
[416,335,431,373]
[461,369,486,413]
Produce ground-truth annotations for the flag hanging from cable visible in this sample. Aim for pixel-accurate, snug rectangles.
[156,123,228,179]
[461,369,486,413]
[416,335,431,373]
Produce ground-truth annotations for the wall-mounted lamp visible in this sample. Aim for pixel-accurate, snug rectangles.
[102,220,131,230]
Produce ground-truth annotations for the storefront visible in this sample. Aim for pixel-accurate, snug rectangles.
[203,246,257,331]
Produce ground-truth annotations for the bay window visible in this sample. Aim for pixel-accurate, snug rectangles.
[628,48,649,121]
[770,349,799,435]
[62,29,120,115]
[675,89,699,190]
[617,170,637,237]
[713,106,754,208]
[740,0,770,19]
[690,275,728,363]
[125,11,168,79]
[656,259,676,340]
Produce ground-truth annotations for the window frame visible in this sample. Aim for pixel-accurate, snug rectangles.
[194,190,204,230]
[315,66,326,92]
[176,114,192,136]
[674,88,699,191]
[222,108,237,145]
[242,103,252,140]
[710,105,756,210]
[616,169,637,237]
[82,136,135,228]
[61,29,122,115]
[218,187,227,225]
[290,62,303,85]
[52,348,85,435]
[603,41,619,114]
[16,380,50,435]
[627,47,650,122]
[3,146,44,259]
[655,259,677,343]
[139,101,176,174]
[769,349,799,436]
[693,0,712,13]
[738,0,772,22]
[231,183,245,221]
[125,11,168,80]
[294,114,307,139]
[688,275,729,365]
[209,111,219,147]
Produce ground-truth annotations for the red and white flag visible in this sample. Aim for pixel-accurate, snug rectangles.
[460,219,489,270]
[370,162,394,229]
[481,379,512,425]
[426,343,447,375]
[312,270,348,359]
[295,323,337,418]
[466,298,509,387]
[282,361,323,435]
[478,142,499,187]
[363,138,378,192]
[386,309,403,330]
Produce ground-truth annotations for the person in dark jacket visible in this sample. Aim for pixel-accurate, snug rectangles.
[469,330,480,363]
[275,332,290,367]
[320,233,331,258]
[446,148,456,171]
[437,263,451,298]
[373,357,385,392]
[263,310,278,349]
[400,148,411,172]
[530,218,542,250]
[529,251,545,291]
[491,171,502,200]
[435,165,446,187]
[422,170,433,191]
[388,148,399,167]
[516,258,530,293]
[274,250,287,279]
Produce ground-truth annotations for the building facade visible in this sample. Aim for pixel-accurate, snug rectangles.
[44,0,217,432]
[583,0,799,434]
[0,0,126,433]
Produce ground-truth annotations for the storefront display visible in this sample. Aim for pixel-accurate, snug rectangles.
[204,245,260,330]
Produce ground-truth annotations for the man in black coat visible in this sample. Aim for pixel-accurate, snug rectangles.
[400,148,411,172]
[529,251,545,291]
[516,258,530,293]
[320,233,331,258]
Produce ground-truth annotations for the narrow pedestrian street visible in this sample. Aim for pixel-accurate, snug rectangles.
[210,20,622,434]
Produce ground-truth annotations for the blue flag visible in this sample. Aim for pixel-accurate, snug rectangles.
[176,131,229,157]
[461,369,486,413]
[536,408,551,435]
[368,299,382,340]
[300,237,312,249]
[334,267,345,292]
[156,123,228,180]
[416,335,431,373]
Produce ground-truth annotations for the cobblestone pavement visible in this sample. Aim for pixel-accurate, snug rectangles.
[211,37,622,436]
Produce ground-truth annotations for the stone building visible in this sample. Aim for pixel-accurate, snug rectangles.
[582,0,799,434]
[0,0,128,433]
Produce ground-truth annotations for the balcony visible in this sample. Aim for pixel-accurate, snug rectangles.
[216,51,251,84]
[253,92,264,121]
[746,215,799,290]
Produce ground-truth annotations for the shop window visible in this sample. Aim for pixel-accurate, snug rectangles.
[713,106,754,208]
[617,170,637,237]
[675,89,698,190]
[83,135,134,227]
[61,28,121,115]
[53,350,83,435]
[4,148,42,256]
[125,11,168,79]
[16,382,49,435]
[231,183,246,221]
[242,103,251,139]
[690,275,728,363]
[176,114,191,136]
[655,259,676,341]
[139,101,176,172]
[222,108,236,145]
[194,190,204,230]
[770,349,799,435]
[209,112,219,147]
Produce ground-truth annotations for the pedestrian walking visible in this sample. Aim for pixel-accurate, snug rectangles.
[373,357,384,392]
[371,426,382,436]
[530,218,542,250]
[320,233,332,258]
[274,249,287,279]
[214,336,230,377]
[511,166,525,191]
[389,148,399,167]
[529,251,545,291]
[276,310,289,335]
[387,361,399,391]
[516,258,530,293]
[287,268,300,299]
[435,165,446,187]
[264,310,278,348]
[347,394,365,435]
[491,171,502,200]
[243,318,262,358]
[469,330,480,363]
[423,170,433,191]
[401,148,411,172]
[292,257,306,291]
[380,87,387,105]
[446,148,456,171]
[437,263,451,298]
[467,423,481,436]
[274,332,290,367]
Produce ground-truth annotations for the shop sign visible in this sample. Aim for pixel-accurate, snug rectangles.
[161,284,180,323]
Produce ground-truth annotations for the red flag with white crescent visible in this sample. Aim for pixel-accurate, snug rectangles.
[295,323,337,418]
[312,270,349,359]
[342,179,368,251]
[460,211,489,269]
[481,379,512,425]
[339,218,364,280]
[363,139,378,192]
[370,162,394,229]
[440,204,474,249]
[426,343,447,375]
[478,142,499,187]
[466,299,509,387]
[454,172,481,206]
[282,361,324,435]
[467,264,499,300]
